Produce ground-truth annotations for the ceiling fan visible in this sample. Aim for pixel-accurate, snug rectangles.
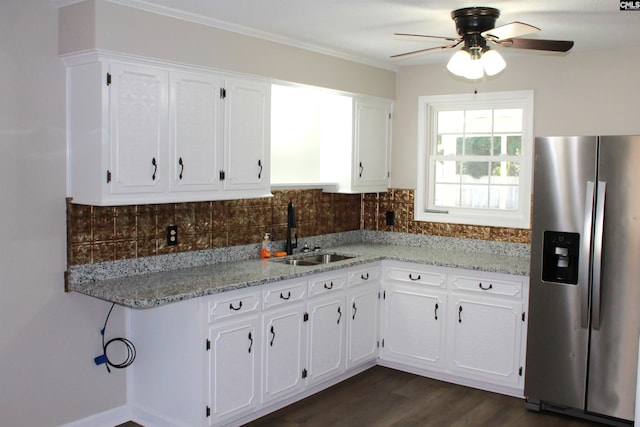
[392,7,574,79]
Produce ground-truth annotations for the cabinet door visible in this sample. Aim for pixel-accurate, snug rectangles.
[379,283,446,369]
[347,285,379,369]
[108,62,169,195]
[352,98,391,191]
[223,78,270,192]
[170,71,224,193]
[306,294,346,385]
[208,317,259,425]
[262,305,306,404]
[449,295,523,387]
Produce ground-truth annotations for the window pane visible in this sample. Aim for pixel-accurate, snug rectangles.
[464,137,492,155]
[492,136,502,155]
[434,160,459,183]
[461,161,489,181]
[434,184,460,207]
[489,185,519,209]
[438,111,464,133]
[437,134,459,155]
[461,185,489,208]
[465,110,492,133]
[507,135,521,156]
[494,109,522,132]
[490,162,520,183]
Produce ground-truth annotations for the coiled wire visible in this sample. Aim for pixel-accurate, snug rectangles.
[101,303,136,373]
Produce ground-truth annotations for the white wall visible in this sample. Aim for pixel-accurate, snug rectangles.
[391,46,640,188]
[0,1,128,426]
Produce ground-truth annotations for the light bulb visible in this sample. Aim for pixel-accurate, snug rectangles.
[481,49,506,76]
[463,57,484,80]
[447,49,471,77]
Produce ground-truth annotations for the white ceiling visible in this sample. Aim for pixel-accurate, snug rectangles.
[109,0,640,69]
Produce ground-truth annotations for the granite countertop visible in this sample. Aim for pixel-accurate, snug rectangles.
[67,233,530,309]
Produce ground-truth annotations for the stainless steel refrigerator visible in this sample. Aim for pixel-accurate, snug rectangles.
[525,135,640,424]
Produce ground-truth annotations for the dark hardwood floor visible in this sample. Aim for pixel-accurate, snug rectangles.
[244,366,605,427]
[116,366,609,427]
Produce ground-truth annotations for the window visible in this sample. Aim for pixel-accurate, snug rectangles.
[415,91,533,228]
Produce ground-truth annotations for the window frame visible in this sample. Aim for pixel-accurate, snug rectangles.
[415,90,534,229]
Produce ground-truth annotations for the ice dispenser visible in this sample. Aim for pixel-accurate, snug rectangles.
[542,231,580,284]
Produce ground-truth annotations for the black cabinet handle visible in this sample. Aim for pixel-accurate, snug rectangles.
[409,273,421,281]
[151,157,157,181]
[337,306,342,325]
[458,305,463,323]
[359,161,363,178]
[270,326,275,347]
[478,282,493,290]
[280,291,291,300]
[352,302,357,320]
[229,301,243,311]
[178,157,184,180]
[434,303,439,320]
[324,282,334,290]
[361,273,369,280]
[258,159,263,179]
[248,331,253,353]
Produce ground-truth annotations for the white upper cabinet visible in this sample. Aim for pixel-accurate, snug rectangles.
[347,97,392,193]
[64,52,271,206]
[169,70,224,193]
[223,78,270,192]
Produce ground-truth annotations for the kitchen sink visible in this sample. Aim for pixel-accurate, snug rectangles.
[274,253,355,266]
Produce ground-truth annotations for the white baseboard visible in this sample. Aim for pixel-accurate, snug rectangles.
[61,404,132,427]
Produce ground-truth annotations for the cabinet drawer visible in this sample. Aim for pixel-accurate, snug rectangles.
[348,265,380,288]
[450,274,523,299]
[308,272,346,298]
[263,280,307,310]
[208,290,261,323]
[384,264,446,289]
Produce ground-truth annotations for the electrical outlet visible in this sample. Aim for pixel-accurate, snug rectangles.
[386,211,395,226]
[167,225,178,246]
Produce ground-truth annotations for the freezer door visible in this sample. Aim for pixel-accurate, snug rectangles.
[587,135,640,421]
[525,136,597,409]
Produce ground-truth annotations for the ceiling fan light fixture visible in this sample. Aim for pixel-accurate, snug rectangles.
[446,48,471,76]
[463,54,484,80]
[481,48,506,76]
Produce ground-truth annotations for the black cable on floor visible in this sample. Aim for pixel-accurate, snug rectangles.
[96,302,136,373]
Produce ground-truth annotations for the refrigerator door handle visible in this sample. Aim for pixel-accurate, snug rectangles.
[580,181,595,329]
[592,181,606,330]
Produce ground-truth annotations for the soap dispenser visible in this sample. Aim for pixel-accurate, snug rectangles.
[261,233,272,258]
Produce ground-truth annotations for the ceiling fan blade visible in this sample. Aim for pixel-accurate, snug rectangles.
[498,38,574,52]
[481,22,540,41]
[394,33,460,43]
[391,42,461,59]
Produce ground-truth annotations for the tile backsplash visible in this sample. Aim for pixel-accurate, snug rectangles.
[66,188,530,266]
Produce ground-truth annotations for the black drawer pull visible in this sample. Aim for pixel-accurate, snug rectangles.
[280,291,291,300]
[324,282,334,290]
[229,301,243,311]
[409,273,421,281]
[361,273,369,280]
[479,282,493,290]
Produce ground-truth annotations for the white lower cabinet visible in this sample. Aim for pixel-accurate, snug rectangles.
[379,261,528,396]
[379,282,447,369]
[261,279,307,404]
[208,317,260,425]
[129,260,527,426]
[305,271,347,386]
[346,265,380,369]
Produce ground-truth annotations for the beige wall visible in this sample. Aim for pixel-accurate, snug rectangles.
[59,0,396,99]
[1,1,128,426]
[391,46,640,188]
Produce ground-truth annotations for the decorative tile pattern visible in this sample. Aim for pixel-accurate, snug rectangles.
[66,188,531,266]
